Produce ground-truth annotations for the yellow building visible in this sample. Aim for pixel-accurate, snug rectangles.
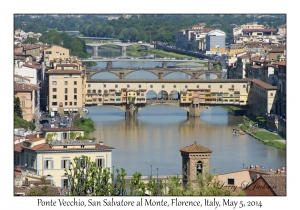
[46,68,83,114]
[14,81,40,121]
[43,45,70,64]
[14,134,114,188]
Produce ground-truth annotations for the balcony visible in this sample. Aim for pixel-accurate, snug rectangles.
[48,140,97,145]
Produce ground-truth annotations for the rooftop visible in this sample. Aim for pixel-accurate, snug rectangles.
[45,69,82,74]
[14,82,40,91]
[180,141,212,153]
[252,79,277,90]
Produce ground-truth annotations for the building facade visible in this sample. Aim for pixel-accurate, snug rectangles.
[206,30,226,53]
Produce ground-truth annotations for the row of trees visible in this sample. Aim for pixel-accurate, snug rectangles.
[15,14,286,44]
[14,97,36,130]
[60,156,244,196]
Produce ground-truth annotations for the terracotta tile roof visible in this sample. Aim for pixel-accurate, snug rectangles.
[14,186,62,196]
[26,137,45,143]
[278,24,286,28]
[14,142,23,152]
[46,69,82,74]
[261,175,286,196]
[180,141,212,153]
[23,62,42,70]
[56,63,78,67]
[269,49,285,53]
[251,79,277,90]
[14,82,40,91]
[274,60,286,66]
[42,127,84,132]
[238,54,251,59]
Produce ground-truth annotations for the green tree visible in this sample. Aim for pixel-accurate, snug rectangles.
[129,172,146,196]
[23,37,38,44]
[14,97,22,117]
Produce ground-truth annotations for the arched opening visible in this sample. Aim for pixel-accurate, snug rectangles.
[164,72,191,79]
[146,90,158,100]
[199,73,218,80]
[125,70,157,79]
[91,72,119,79]
[157,90,169,100]
[196,161,203,176]
[169,90,180,100]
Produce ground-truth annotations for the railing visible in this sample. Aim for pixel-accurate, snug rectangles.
[49,140,97,145]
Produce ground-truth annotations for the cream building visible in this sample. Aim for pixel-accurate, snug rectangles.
[14,136,114,188]
[43,45,70,64]
[46,68,83,114]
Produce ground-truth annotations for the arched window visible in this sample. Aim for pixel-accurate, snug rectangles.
[87,89,91,93]
[196,161,202,176]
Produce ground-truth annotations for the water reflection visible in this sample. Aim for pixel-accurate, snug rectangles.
[88,105,286,176]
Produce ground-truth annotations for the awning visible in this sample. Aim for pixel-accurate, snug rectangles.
[73,109,78,111]
[64,109,69,111]
[69,109,73,111]
[52,108,57,111]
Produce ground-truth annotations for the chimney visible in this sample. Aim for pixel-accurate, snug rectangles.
[255,174,260,179]
[250,165,254,170]
[255,165,260,170]
[269,168,273,172]
[99,141,103,145]
[277,169,281,174]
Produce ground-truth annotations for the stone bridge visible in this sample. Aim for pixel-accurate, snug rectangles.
[91,100,215,117]
[86,42,153,57]
[86,68,221,79]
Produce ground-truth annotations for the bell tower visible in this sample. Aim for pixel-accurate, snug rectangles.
[180,141,213,187]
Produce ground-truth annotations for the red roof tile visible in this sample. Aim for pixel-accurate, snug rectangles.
[46,70,81,74]
[242,28,277,33]
[251,79,277,90]
[274,60,286,66]
[14,82,40,91]
[180,141,212,153]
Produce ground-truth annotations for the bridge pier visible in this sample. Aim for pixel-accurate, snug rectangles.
[121,46,127,56]
[107,61,113,69]
[187,104,208,117]
[125,103,138,117]
[119,72,125,79]
[93,46,98,57]
[162,61,167,68]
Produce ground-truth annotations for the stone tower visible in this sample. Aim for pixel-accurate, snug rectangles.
[180,141,213,187]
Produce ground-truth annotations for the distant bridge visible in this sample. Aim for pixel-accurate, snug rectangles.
[86,68,220,79]
[85,42,154,57]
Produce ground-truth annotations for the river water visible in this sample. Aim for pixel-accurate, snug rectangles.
[86,48,286,177]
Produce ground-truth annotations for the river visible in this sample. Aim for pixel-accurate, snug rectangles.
[85,48,286,177]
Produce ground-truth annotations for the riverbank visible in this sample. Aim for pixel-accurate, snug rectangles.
[240,115,286,150]
[73,114,96,138]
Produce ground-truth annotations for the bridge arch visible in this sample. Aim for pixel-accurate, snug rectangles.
[198,73,218,80]
[163,71,193,79]
[90,71,120,79]
[125,70,158,79]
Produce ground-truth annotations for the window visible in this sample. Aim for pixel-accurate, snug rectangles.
[150,85,153,88]
[243,85,246,88]
[44,160,53,169]
[162,85,165,88]
[139,85,141,88]
[74,102,77,106]
[81,145,85,148]
[197,85,199,88]
[52,81,57,85]
[115,85,118,88]
[64,75,69,78]
[232,85,234,88]
[98,89,101,93]
[88,84,91,88]
[65,95,68,100]
[65,102,68,105]
[69,102,72,106]
[65,88,68,94]
[220,85,222,88]
[61,160,70,169]
[104,84,106,88]
[87,89,91,93]
[74,81,77,85]
[65,81,68,85]
[185,85,188,88]
[53,95,57,99]
[127,85,130,88]
[96,158,105,167]
[53,88,57,92]
[227,178,235,186]
[270,93,273,96]
[74,95,77,100]
[74,88,77,94]
[30,157,34,168]
[52,102,57,106]
[45,51,52,54]
[92,89,96,93]
[62,179,68,189]
[21,100,25,108]
[208,85,211,88]
[174,85,176,88]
